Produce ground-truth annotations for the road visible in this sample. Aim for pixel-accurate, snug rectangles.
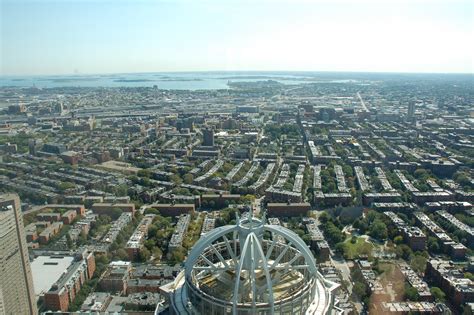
[357,92,370,113]
[331,253,353,293]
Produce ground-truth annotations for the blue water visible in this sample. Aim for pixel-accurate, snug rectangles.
[2,72,470,90]
[0,72,319,90]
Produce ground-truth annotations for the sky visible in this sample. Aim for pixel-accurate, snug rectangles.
[1,0,473,75]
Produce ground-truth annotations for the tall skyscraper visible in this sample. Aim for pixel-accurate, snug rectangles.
[203,128,214,147]
[408,101,415,120]
[0,194,38,315]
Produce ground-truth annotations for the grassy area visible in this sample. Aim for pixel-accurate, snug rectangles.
[342,237,374,259]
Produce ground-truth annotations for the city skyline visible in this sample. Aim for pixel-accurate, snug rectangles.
[1,0,473,75]
[0,1,473,314]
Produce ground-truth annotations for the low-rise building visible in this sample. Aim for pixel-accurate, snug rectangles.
[127,278,161,294]
[61,210,77,225]
[201,194,241,208]
[414,212,467,259]
[39,222,63,244]
[267,202,311,217]
[436,210,474,247]
[98,261,131,294]
[425,201,472,212]
[91,203,136,217]
[385,211,426,251]
[42,250,96,312]
[315,193,352,206]
[355,260,384,296]
[80,292,112,312]
[265,187,303,203]
[125,214,156,261]
[363,192,402,205]
[399,263,433,301]
[426,259,474,306]
[379,301,448,314]
[37,213,61,223]
[149,203,195,216]
[373,202,417,213]
[168,214,191,251]
[304,217,330,261]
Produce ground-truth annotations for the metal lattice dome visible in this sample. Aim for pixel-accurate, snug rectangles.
[161,214,338,315]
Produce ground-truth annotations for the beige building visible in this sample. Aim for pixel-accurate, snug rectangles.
[0,194,38,315]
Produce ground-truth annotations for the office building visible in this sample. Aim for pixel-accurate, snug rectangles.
[408,101,415,120]
[0,194,38,315]
[202,128,214,147]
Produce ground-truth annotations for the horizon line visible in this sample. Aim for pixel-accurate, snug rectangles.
[1,69,473,77]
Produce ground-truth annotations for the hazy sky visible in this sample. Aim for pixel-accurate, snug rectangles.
[1,0,473,75]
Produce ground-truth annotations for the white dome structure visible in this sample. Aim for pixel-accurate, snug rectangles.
[160,214,339,315]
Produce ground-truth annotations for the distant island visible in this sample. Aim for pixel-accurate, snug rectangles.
[157,78,203,82]
[113,79,156,82]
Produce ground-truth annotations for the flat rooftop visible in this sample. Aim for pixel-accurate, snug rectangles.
[30,255,75,298]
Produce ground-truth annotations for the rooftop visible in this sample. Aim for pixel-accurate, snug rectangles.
[30,255,75,298]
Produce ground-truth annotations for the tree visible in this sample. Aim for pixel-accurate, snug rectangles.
[335,242,345,255]
[414,168,429,180]
[168,246,186,264]
[97,214,112,225]
[410,254,427,274]
[116,248,129,260]
[427,237,440,253]
[394,235,404,245]
[169,174,182,185]
[58,182,75,192]
[109,208,123,220]
[241,194,256,204]
[369,220,387,240]
[353,281,368,299]
[319,212,329,224]
[395,244,413,260]
[148,225,158,238]
[94,254,109,276]
[139,248,151,262]
[183,173,194,184]
[152,247,163,260]
[454,172,471,186]
[430,287,446,302]
[323,221,344,244]
[137,169,151,178]
[405,285,419,301]
[77,231,88,246]
[144,239,155,251]
[464,272,474,281]
[342,165,354,177]
[66,233,74,248]
[114,184,129,197]
[353,218,368,233]
[115,233,124,245]
[366,210,378,224]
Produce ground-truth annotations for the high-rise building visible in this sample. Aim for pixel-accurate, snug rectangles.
[28,139,43,156]
[408,101,415,120]
[202,128,214,147]
[0,194,38,315]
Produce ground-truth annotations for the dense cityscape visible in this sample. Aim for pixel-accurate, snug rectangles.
[0,72,472,314]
